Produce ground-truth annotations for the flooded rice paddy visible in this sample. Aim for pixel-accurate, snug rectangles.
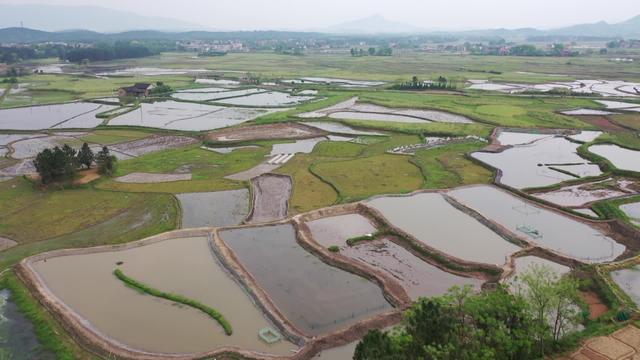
[218,224,392,336]
[115,173,192,183]
[561,109,616,116]
[111,135,198,157]
[10,135,80,159]
[96,67,208,76]
[0,103,114,130]
[306,214,377,248]
[473,136,602,189]
[32,236,297,355]
[300,98,473,123]
[107,100,282,131]
[283,77,384,88]
[568,131,603,143]
[300,122,384,136]
[367,193,521,265]
[270,137,326,156]
[589,145,640,172]
[177,190,249,228]
[611,266,640,307]
[0,290,56,359]
[341,238,484,300]
[469,80,640,97]
[620,202,640,226]
[217,91,313,107]
[195,78,241,86]
[247,175,291,223]
[496,131,552,146]
[532,178,637,208]
[510,256,571,280]
[448,186,625,263]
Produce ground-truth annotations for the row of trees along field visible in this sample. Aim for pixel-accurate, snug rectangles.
[355,265,591,360]
[34,143,117,184]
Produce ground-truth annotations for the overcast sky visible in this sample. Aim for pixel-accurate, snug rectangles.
[1,0,640,31]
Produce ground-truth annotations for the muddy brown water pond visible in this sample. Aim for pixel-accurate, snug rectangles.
[367,193,521,265]
[0,289,56,359]
[32,237,297,355]
[342,238,484,300]
[219,224,392,336]
[306,214,377,248]
[589,145,640,173]
[448,186,625,263]
[532,178,636,208]
[611,266,640,307]
[177,190,249,228]
[248,175,291,223]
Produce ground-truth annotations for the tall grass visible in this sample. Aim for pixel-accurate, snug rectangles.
[113,269,233,335]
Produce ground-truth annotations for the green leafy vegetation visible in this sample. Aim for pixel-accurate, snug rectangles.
[355,266,583,360]
[113,268,232,335]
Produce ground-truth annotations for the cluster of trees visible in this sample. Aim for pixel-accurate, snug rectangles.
[65,41,157,63]
[149,81,174,95]
[468,42,578,57]
[355,266,583,360]
[34,143,117,184]
[274,44,304,56]
[392,76,457,91]
[0,44,68,64]
[350,47,393,57]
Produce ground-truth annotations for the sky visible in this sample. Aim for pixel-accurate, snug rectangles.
[1,0,640,31]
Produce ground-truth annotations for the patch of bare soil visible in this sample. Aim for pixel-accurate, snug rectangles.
[111,135,198,157]
[73,168,101,185]
[0,237,17,251]
[225,163,282,181]
[247,174,292,223]
[577,116,627,132]
[115,172,192,183]
[206,123,323,143]
[581,291,608,320]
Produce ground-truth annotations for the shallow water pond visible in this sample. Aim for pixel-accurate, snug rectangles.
[306,214,377,248]
[532,179,635,208]
[367,193,520,265]
[611,266,640,306]
[0,290,55,359]
[448,186,625,263]
[342,239,484,300]
[32,237,297,355]
[329,111,431,123]
[473,136,602,189]
[270,137,326,156]
[620,202,640,226]
[219,224,392,336]
[177,190,249,228]
[589,144,640,172]
[496,131,551,146]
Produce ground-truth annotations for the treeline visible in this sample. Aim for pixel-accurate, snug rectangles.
[0,40,174,64]
[350,47,393,57]
[469,42,578,57]
[392,76,457,90]
[34,143,117,184]
[355,266,587,360]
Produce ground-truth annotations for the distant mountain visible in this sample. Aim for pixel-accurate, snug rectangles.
[0,4,206,32]
[326,15,423,34]
[551,15,640,38]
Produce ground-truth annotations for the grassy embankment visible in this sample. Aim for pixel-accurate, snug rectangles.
[113,268,232,335]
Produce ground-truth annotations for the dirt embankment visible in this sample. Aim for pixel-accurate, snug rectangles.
[247,174,292,224]
[206,123,324,143]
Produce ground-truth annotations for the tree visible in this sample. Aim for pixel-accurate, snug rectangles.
[76,142,95,169]
[33,146,77,184]
[368,47,376,56]
[355,286,537,360]
[96,146,117,176]
[513,265,582,356]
